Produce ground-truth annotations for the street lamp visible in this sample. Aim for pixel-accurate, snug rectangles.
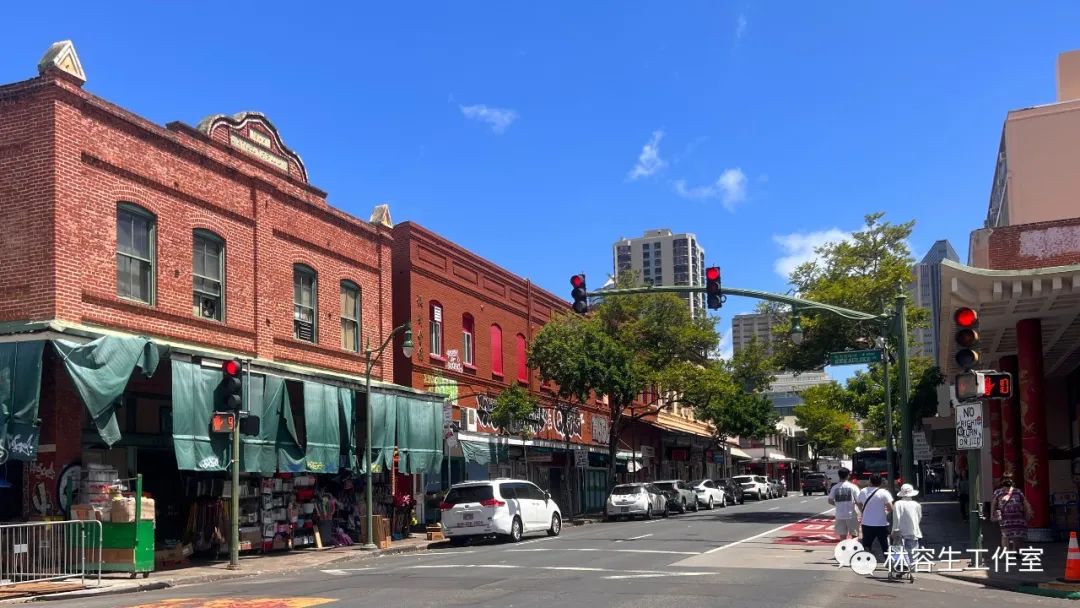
[789,311,804,345]
[362,321,413,551]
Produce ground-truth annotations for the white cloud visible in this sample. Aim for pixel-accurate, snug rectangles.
[771,228,852,279]
[672,168,748,211]
[717,331,734,360]
[459,104,519,134]
[627,130,667,180]
[736,13,748,39]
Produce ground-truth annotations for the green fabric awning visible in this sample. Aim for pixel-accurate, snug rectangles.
[0,341,45,464]
[364,391,398,473]
[277,381,305,473]
[54,336,161,446]
[240,374,303,474]
[395,396,444,474]
[303,382,340,474]
[170,359,228,471]
[460,439,508,465]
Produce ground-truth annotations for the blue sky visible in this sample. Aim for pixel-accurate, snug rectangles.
[3,2,1079,373]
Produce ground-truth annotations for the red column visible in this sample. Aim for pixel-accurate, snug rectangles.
[1017,319,1051,530]
[988,398,1003,488]
[1000,355,1022,481]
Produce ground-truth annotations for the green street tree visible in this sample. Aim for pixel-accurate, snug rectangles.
[490,384,540,440]
[769,212,929,371]
[794,383,859,468]
[529,276,719,489]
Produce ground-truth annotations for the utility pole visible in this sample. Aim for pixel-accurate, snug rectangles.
[227,359,246,570]
[881,329,895,495]
[895,292,913,488]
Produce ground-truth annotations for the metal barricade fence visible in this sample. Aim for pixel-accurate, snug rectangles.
[0,520,102,587]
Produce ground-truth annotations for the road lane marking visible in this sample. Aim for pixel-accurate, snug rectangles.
[322,567,376,575]
[768,507,779,510]
[506,548,699,556]
[627,533,653,540]
[703,507,836,554]
[406,564,713,578]
[801,500,808,503]
[605,572,712,580]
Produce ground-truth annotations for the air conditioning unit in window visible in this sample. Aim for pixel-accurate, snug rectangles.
[198,296,218,320]
[294,320,314,342]
[465,408,477,432]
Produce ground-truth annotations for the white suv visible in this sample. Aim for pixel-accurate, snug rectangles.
[731,475,771,501]
[440,480,562,545]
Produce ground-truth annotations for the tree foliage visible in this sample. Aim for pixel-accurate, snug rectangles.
[795,383,859,463]
[490,384,540,439]
[771,213,929,371]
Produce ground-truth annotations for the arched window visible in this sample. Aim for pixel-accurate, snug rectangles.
[193,229,225,321]
[116,203,156,304]
[515,334,528,383]
[341,280,361,352]
[429,301,443,358]
[293,264,317,342]
[490,324,503,377]
[462,313,475,366]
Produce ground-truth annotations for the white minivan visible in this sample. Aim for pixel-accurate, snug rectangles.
[440,479,562,544]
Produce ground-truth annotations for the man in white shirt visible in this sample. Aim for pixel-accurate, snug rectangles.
[828,467,860,540]
[857,473,894,558]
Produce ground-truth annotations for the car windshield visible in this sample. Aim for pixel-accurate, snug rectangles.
[732,476,753,483]
[688,480,706,487]
[611,484,643,495]
[443,485,494,505]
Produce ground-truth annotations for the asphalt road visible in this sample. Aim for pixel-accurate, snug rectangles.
[50,494,1071,608]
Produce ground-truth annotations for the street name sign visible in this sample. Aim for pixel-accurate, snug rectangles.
[955,402,983,450]
[827,349,883,366]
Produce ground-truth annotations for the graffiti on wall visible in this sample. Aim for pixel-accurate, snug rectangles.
[475,395,584,440]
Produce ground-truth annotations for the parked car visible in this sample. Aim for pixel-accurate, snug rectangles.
[767,478,787,498]
[717,478,744,505]
[801,472,830,496]
[687,479,726,510]
[653,480,698,513]
[440,479,562,545]
[605,483,668,520]
[732,474,770,501]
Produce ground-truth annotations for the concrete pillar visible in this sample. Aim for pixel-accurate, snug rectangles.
[1017,319,1052,537]
[988,398,1003,488]
[999,355,1023,481]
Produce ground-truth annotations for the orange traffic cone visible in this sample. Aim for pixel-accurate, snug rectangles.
[1064,532,1080,583]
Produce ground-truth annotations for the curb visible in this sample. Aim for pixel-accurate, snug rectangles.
[28,581,172,603]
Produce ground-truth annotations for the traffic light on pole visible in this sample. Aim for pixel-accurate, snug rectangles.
[953,307,979,370]
[570,274,588,314]
[705,266,722,310]
[222,359,243,410]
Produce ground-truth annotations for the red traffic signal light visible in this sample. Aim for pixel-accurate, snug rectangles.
[955,370,1012,401]
[211,412,236,433]
[570,274,588,314]
[705,266,722,310]
[953,307,980,370]
[222,359,241,377]
[222,359,243,410]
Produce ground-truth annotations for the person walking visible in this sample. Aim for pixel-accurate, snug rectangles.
[891,483,923,567]
[957,470,970,521]
[857,473,894,559]
[828,467,860,541]
[991,476,1032,551]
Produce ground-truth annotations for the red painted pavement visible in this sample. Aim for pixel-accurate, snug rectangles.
[773,517,839,546]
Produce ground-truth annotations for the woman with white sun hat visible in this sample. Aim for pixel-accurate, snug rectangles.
[891,483,923,566]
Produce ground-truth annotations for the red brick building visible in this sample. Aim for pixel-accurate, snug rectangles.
[391,221,614,514]
[0,42,439,545]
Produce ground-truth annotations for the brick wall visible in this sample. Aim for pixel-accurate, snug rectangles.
[986,216,1080,270]
[391,222,611,447]
[0,71,394,382]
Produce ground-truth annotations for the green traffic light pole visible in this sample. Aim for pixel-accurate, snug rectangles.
[583,283,914,488]
[361,321,414,551]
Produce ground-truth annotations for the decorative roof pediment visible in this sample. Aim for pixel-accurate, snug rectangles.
[195,112,307,182]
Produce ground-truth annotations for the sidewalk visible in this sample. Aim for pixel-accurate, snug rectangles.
[920,490,1071,596]
[0,535,440,604]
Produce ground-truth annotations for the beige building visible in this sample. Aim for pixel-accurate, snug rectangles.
[731,312,776,355]
[613,229,707,317]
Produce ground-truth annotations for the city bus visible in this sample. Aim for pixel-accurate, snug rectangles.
[851,447,902,488]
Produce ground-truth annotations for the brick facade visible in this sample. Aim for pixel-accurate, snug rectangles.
[983,216,1080,271]
[391,221,611,449]
[0,67,393,382]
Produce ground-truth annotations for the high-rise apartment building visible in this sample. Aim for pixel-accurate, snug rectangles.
[731,312,776,356]
[613,229,706,317]
[909,240,959,360]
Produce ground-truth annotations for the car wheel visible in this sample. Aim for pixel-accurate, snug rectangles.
[547,513,562,537]
[758,490,764,501]
[679,499,687,514]
[692,500,700,512]
[707,497,714,510]
[721,495,728,508]
[508,517,523,543]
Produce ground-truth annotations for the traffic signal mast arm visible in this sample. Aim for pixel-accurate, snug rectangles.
[583,284,886,322]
